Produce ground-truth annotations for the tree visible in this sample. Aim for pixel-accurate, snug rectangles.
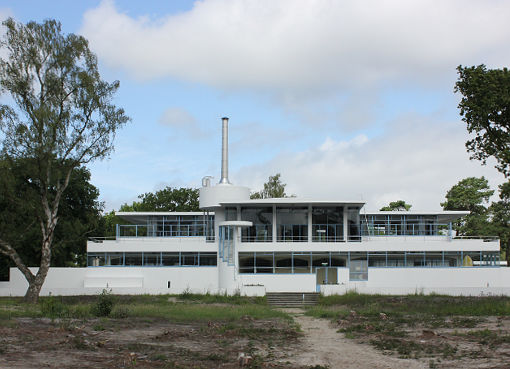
[488,182,510,266]
[0,18,129,302]
[119,187,200,212]
[455,65,510,177]
[250,173,288,199]
[441,177,494,214]
[441,177,494,237]
[379,200,412,211]
[0,157,103,280]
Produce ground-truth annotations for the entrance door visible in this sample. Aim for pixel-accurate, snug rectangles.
[316,267,338,291]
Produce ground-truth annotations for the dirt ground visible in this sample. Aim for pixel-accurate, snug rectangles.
[1,310,510,368]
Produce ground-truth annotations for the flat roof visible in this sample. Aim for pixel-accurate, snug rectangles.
[219,198,366,206]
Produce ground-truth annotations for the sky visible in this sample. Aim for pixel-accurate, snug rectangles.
[0,0,508,211]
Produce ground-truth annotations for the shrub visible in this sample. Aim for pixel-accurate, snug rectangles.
[91,289,115,317]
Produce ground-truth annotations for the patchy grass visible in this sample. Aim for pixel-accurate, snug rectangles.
[0,293,282,322]
[308,292,510,362]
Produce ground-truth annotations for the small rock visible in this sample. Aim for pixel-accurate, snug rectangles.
[379,313,388,320]
[238,352,253,367]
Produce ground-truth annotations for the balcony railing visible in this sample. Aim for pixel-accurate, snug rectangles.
[360,223,450,237]
[116,224,213,238]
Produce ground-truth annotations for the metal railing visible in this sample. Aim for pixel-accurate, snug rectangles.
[360,222,450,237]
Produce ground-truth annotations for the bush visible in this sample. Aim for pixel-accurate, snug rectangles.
[91,289,115,317]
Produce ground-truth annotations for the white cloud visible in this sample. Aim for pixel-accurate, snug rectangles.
[81,0,510,94]
[235,114,505,211]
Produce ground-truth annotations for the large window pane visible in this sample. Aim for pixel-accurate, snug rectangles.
[255,253,273,273]
[106,252,123,266]
[275,252,292,274]
[143,252,160,266]
[239,252,255,273]
[162,253,180,266]
[277,207,308,242]
[182,252,199,266]
[241,207,272,242]
[88,253,105,266]
[125,253,142,266]
[199,253,217,266]
[293,252,311,273]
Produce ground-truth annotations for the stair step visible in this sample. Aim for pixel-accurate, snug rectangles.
[266,292,320,307]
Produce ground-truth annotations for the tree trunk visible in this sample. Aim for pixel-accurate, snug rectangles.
[506,242,510,267]
[24,277,44,303]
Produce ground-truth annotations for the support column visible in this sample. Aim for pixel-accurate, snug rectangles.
[272,205,277,243]
[307,205,312,242]
[343,206,348,242]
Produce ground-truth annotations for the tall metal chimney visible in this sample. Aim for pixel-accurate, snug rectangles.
[219,117,230,184]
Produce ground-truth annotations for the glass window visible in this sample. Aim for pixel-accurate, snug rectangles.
[444,252,461,267]
[277,207,308,242]
[255,252,273,273]
[181,252,199,266]
[349,253,368,280]
[143,252,160,266]
[162,253,180,266]
[312,207,343,242]
[225,207,237,221]
[312,253,330,271]
[241,207,272,242]
[386,252,405,267]
[368,252,387,267]
[124,253,142,266]
[274,252,292,273]
[406,252,425,267]
[199,253,217,266]
[425,252,444,267]
[87,253,105,266]
[239,252,255,273]
[106,252,123,266]
[293,252,311,273]
[347,207,360,241]
[331,252,347,267]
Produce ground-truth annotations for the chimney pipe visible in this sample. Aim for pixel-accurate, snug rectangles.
[219,117,230,184]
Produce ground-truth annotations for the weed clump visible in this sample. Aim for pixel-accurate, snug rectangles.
[40,296,68,319]
[91,289,115,317]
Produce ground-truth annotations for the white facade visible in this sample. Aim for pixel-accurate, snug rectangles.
[1,117,508,297]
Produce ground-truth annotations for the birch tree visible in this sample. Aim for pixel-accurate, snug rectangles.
[0,18,129,302]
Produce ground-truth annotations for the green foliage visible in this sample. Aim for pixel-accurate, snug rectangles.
[0,18,129,301]
[489,181,510,264]
[40,296,68,319]
[119,187,200,212]
[441,177,494,237]
[91,289,115,317]
[0,158,103,280]
[441,177,493,213]
[455,65,510,177]
[380,200,412,211]
[250,173,289,199]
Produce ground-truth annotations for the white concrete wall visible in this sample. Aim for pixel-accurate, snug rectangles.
[239,274,316,295]
[0,267,218,296]
[87,237,214,253]
[3,265,509,297]
[320,267,510,296]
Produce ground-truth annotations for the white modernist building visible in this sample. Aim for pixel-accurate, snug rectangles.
[1,118,509,297]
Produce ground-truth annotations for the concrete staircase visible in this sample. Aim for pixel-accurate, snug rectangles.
[266,292,320,307]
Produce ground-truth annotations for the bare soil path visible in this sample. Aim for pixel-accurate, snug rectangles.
[284,308,427,369]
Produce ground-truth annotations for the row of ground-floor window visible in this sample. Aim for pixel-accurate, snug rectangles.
[238,251,500,274]
[87,252,217,267]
